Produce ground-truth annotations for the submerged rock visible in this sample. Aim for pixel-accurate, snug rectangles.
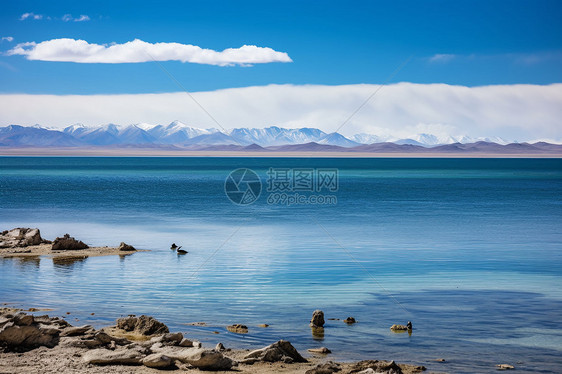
[115,315,169,336]
[51,234,89,251]
[117,242,136,251]
[244,340,307,363]
[310,310,325,328]
[227,324,248,334]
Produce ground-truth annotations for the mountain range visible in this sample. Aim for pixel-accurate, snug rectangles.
[0,122,561,154]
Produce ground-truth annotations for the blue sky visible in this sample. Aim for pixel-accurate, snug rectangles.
[1,0,561,142]
[1,0,561,94]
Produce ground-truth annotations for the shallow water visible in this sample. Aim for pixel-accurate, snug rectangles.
[1,157,561,373]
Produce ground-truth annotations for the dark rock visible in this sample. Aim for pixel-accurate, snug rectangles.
[178,338,194,347]
[310,310,325,328]
[13,313,34,326]
[117,242,136,251]
[60,325,94,337]
[343,317,357,324]
[51,234,89,251]
[0,314,60,351]
[305,361,341,374]
[115,315,169,335]
[244,340,307,363]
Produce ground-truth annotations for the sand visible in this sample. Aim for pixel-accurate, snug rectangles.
[0,244,145,258]
[0,342,427,374]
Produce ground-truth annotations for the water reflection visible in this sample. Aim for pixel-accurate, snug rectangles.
[15,256,41,269]
[52,256,88,271]
[311,326,325,340]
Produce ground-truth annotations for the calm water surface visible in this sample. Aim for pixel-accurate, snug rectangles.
[1,157,561,373]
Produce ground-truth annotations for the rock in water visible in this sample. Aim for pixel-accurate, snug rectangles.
[310,310,325,328]
[115,315,169,335]
[117,242,136,251]
[497,364,515,370]
[51,234,89,251]
[227,324,248,333]
[0,228,48,248]
[344,317,357,324]
[244,340,307,363]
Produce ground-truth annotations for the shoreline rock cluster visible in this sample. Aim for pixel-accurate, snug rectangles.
[0,228,50,248]
[1,309,430,373]
[0,227,138,258]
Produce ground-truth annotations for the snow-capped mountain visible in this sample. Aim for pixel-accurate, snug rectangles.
[0,122,523,148]
[317,133,360,147]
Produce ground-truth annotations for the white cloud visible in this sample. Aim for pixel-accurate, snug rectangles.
[75,15,90,22]
[6,38,293,66]
[19,12,43,21]
[0,83,561,142]
[1,36,14,42]
[428,54,457,63]
[62,14,90,22]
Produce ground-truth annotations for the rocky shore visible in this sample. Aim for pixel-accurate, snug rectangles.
[0,228,143,258]
[0,308,429,374]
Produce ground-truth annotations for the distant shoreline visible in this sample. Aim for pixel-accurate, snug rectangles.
[1,147,562,158]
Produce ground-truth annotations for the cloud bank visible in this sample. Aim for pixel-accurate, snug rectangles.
[6,38,293,66]
[1,83,561,142]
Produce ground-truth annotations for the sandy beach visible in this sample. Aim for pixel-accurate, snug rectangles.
[0,243,144,259]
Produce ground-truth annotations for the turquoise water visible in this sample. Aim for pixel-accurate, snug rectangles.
[1,157,562,373]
